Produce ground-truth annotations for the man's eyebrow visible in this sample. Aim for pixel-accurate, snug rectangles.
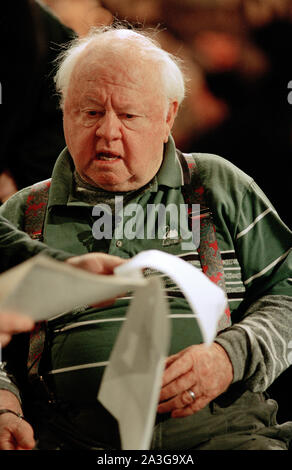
[82,97,103,106]
[81,96,145,114]
[115,101,145,112]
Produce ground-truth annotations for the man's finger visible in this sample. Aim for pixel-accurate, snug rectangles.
[0,435,16,450]
[13,420,36,450]
[164,352,181,369]
[161,351,194,387]
[67,253,126,275]
[99,255,126,274]
[0,333,12,348]
[0,313,34,334]
[159,369,197,402]
[158,386,200,414]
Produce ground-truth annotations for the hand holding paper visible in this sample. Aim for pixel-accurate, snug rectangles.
[0,254,146,321]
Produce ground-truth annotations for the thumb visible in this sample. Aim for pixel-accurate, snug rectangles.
[14,420,36,450]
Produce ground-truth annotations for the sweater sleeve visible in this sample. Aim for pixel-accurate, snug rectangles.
[0,195,73,400]
[215,177,292,391]
[215,294,292,391]
[0,187,74,273]
[0,362,22,403]
[0,214,73,273]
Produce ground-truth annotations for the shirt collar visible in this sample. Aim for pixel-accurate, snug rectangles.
[47,147,76,209]
[154,135,184,189]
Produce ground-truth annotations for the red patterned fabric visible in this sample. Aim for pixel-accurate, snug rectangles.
[24,180,51,378]
[24,179,51,241]
[177,150,231,331]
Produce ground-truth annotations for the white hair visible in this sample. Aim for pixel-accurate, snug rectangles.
[54,25,186,108]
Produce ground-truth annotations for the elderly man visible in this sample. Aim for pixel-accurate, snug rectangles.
[0,26,291,451]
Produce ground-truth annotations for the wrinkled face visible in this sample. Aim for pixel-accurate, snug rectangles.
[63,49,178,192]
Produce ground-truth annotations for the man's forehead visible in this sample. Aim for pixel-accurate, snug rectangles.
[71,45,160,90]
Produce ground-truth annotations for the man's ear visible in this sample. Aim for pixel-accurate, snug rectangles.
[164,100,179,143]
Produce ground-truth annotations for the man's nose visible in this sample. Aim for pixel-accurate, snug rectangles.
[95,111,122,141]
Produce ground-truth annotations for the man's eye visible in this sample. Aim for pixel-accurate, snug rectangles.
[120,113,135,120]
[85,110,105,117]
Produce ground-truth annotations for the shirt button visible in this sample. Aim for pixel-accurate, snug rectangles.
[116,240,123,248]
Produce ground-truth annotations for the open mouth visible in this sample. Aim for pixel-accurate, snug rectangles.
[96,151,121,161]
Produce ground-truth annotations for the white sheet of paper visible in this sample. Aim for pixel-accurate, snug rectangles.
[98,277,170,450]
[115,249,227,345]
[0,255,146,321]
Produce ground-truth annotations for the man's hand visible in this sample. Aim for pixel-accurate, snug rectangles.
[66,253,127,307]
[157,342,233,418]
[0,254,125,348]
[0,413,36,450]
[0,313,34,347]
[66,253,126,275]
[0,390,35,450]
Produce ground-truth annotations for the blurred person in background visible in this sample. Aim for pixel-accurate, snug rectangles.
[0,0,74,203]
[182,0,292,229]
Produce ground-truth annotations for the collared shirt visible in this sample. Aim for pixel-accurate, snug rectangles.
[0,136,291,447]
